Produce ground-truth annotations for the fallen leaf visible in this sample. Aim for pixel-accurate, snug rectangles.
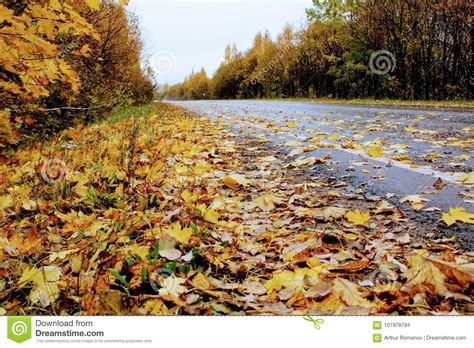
[190,273,211,290]
[331,278,373,308]
[165,222,193,244]
[19,266,62,307]
[441,207,474,226]
[367,146,383,158]
[401,194,430,210]
[345,209,371,226]
[158,275,186,297]
[159,248,182,261]
[292,156,323,167]
[265,268,319,293]
[403,253,448,296]
[243,280,266,295]
[304,281,332,298]
[221,174,251,189]
[312,207,347,221]
[253,194,280,211]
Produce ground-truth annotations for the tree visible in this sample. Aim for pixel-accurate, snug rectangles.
[165,0,472,102]
[0,0,155,153]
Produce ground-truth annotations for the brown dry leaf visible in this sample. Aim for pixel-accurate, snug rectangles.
[221,174,252,189]
[331,278,373,308]
[312,207,347,221]
[242,280,267,295]
[304,281,332,298]
[292,156,323,167]
[403,253,448,296]
[337,260,370,272]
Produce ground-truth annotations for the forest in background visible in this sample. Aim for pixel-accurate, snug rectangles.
[0,0,155,156]
[163,0,473,102]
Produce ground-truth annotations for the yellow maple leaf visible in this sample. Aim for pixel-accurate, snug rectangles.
[441,207,474,226]
[196,204,220,224]
[345,209,371,226]
[292,156,322,167]
[287,121,297,128]
[367,145,383,158]
[19,266,62,307]
[181,190,198,203]
[203,208,220,224]
[192,162,212,175]
[165,222,193,243]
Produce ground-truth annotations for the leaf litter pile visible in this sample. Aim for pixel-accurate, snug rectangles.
[0,103,473,315]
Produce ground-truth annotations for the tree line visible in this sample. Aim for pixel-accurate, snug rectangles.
[0,0,155,156]
[163,0,472,102]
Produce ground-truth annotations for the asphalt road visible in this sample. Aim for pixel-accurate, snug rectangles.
[172,100,474,220]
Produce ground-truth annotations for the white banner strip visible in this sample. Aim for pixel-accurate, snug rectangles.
[0,316,473,347]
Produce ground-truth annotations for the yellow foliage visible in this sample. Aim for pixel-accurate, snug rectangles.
[165,222,194,244]
[221,174,252,189]
[441,208,474,226]
[345,209,371,226]
[265,268,319,293]
[367,145,383,158]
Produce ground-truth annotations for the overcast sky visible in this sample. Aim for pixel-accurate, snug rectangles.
[128,0,312,85]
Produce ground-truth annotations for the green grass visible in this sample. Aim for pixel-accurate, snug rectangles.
[106,103,160,124]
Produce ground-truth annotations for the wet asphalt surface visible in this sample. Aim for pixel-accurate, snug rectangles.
[171,100,474,246]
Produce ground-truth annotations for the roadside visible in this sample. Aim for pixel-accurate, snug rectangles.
[0,103,473,316]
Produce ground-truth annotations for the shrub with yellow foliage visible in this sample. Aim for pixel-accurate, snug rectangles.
[0,0,154,154]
